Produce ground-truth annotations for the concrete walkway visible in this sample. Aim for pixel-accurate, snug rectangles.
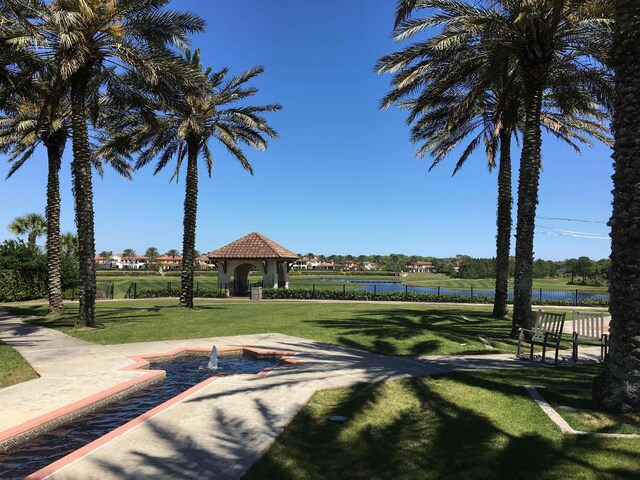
[0,312,601,480]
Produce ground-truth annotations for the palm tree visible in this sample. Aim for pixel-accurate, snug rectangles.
[98,250,112,268]
[166,249,180,259]
[8,213,46,248]
[100,50,281,308]
[123,249,136,259]
[60,232,78,257]
[490,0,613,329]
[145,247,160,266]
[0,55,70,315]
[384,0,612,328]
[595,0,640,413]
[28,0,205,326]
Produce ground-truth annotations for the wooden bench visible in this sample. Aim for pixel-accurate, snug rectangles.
[571,311,609,362]
[517,310,566,364]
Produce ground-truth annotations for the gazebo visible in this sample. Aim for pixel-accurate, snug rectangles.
[207,232,299,295]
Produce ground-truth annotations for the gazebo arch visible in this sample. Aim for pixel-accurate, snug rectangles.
[207,232,299,296]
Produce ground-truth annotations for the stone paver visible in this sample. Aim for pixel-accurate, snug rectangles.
[0,312,603,480]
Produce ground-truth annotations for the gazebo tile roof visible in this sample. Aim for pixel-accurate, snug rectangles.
[208,232,298,260]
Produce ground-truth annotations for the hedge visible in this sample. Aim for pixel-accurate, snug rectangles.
[261,288,609,307]
[0,269,47,302]
[134,287,227,299]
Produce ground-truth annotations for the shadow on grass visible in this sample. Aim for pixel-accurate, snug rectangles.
[308,307,516,356]
[14,303,227,332]
[249,366,640,480]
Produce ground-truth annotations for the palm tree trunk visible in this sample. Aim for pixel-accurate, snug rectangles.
[180,140,199,308]
[70,75,96,327]
[512,80,544,334]
[493,130,512,318]
[27,232,37,249]
[595,0,640,412]
[45,136,65,314]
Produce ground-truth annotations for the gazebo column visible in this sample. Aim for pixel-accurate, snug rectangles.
[216,260,231,297]
[261,259,279,288]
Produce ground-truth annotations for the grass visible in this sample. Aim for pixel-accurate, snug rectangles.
[247,365,640,480]
[6,299,527,356]
[0,340,38,388]
[538,386,640,435]
[403,273,608,291]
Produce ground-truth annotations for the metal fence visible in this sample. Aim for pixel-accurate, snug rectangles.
[123,281,263,299]
[286,282,608,306]
[66,282,115,301]
[120,279,607,306]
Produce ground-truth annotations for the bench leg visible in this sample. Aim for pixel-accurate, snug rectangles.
[572,333,578,362]
[541,333,549,363]
[530,341,535,360]
[555,344,560,365]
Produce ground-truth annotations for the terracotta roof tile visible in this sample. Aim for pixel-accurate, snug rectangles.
[208,232,298,260]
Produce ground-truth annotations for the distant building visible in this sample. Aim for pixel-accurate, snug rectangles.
[405,261,436,273]
[95,254,148,269]
[155,255,182,270]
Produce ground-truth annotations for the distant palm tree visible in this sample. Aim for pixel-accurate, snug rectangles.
[166,249,180,259]
[101,50,280,308]
[28,0,205,326]
[596,0,640,413]
[8,213,45,248]
[145,247,160,264]
[122,249,136,259]
[98,250,112,268]
[60,232,78,257]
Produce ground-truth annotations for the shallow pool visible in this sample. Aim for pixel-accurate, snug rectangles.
[0,354,281,479]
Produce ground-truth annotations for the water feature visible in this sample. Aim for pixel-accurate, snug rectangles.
[329,279,609,303]
[0,352,281,479]
[208,345,218,370]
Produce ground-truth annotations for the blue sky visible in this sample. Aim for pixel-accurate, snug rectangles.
[0,0,613,260]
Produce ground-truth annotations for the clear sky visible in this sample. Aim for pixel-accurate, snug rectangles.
[0,0,614,261]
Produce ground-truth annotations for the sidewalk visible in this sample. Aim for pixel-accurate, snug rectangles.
[0,313,602,480]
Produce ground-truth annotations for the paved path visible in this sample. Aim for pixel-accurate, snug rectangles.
[0,312,601,480]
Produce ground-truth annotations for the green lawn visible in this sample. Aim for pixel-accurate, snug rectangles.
[7,300,527,356]
[539,386,640,435]
[0,340,38,388]
[403,274,607,291]
[247,365,640,480]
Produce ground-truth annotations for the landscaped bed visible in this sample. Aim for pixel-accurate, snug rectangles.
[246,364,640,480]
[0,340,37,388]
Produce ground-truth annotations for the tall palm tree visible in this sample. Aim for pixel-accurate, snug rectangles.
[8,213,46,248]
[33,0,205,326]
[100,50,281,308]
[1,55,131,314]
[596,0,640,413]
[380,0,611,322]
[384,0,612,328]
[489,0,613,329]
